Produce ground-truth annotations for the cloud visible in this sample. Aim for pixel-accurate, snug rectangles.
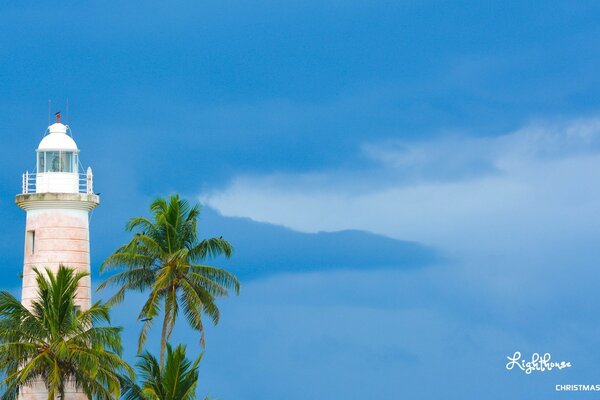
[200,118,600,299]
[197,207,440,280]
[201,117,600,249]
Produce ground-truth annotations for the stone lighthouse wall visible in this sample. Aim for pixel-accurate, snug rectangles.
[21,208,92,311]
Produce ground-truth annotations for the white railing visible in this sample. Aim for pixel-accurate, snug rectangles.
[21,168,94,195]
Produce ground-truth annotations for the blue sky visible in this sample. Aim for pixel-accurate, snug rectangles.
[2,1,600,398]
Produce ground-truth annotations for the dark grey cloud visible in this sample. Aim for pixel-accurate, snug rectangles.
[197,207,440,280]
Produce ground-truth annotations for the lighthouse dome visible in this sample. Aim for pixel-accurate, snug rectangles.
[37,123,78,151]
[35,120,81,193]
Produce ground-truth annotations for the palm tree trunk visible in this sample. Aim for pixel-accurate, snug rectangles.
[160,296,169,369]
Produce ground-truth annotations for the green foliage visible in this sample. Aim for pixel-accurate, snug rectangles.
[99,194,240,366]
[122,344,202,400]
[0,265,132,400]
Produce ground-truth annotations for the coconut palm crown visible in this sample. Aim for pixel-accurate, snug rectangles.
[122,344,203,400]
[0,265,132,400]
[98,194,240,367]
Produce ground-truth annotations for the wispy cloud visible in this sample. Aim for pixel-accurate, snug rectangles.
[202,118,600,233]
[201,118,600,295]
[366,117,600,172]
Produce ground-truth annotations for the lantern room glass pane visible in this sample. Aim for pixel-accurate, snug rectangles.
[38,152,45,172]
[47,151,60,172]
[61,152,73,172]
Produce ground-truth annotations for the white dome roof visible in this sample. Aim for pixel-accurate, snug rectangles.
[37,123,78,151]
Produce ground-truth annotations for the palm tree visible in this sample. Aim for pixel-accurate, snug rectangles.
[122,344,204,400]
[98,194,240,367]
[0,265,132,400]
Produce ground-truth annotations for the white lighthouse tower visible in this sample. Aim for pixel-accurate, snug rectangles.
[15,113,99,400]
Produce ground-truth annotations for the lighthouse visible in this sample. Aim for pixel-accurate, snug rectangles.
[15,114,99,399]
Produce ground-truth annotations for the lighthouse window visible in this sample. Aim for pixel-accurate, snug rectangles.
[26,230,35,255]
[40,151,75,172]
[47,152,60,172]
[38,152,45,172]
[60,152,73,172]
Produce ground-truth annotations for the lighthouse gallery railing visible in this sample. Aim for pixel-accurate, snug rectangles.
[21,168,94,195]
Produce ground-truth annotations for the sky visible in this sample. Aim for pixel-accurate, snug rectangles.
[2,1,600,398]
